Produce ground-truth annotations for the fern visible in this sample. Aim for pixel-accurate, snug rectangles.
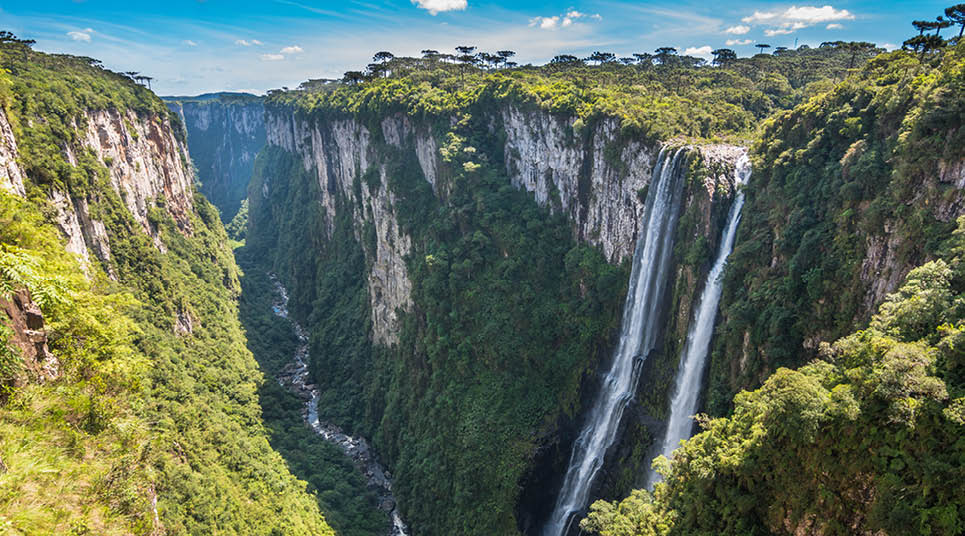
[0,245,71,311]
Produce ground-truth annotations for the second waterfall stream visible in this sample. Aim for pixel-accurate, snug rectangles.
[648,152,751,487]
[543,148,688,536]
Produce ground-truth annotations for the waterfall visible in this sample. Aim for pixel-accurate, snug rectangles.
[647,153,750,488]
[543,148,688,536]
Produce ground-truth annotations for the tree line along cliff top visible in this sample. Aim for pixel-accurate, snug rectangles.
[265,42,895,143]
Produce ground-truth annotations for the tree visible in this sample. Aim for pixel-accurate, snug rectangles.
[774,46,790,56]
[903,34,946,59]
[550,54,581,65]
[946,4,965,39]
[421,49,440,60]
[343,71,366,84]
[476,52,500,69]
[618,57,635,65]
[711,48,737,66]
[373,51,394,63]
[455,45,477,58]
[755,43,771,54]
[842,41,876,70]
[586,51,616,65]
[496,50,516,66]
[0,31,34,47]
[913,20,938,35]
[654,47,677,65]
[934,16,953,37]
[633,53,654,66]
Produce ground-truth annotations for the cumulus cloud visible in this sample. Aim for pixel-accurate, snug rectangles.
[683,45,713,60]
[67,28,93,42]
[530,10,601,30]
[235,39,263,46]
[260,53,284,61]
[725,25,750,35]
[740,5,854,35]
[412,0,467,15]
[726,38,754,45]
[183,40,198,46]
[280,45,304,54]
[826,23,843,29]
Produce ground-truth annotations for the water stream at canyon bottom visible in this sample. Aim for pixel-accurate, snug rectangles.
[269,274,409,536]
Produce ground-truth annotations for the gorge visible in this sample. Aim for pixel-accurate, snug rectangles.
[1,20,964,536]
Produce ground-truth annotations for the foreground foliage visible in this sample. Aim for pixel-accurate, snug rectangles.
[582,216,965,535]
[0,42,335,534]
[710,41,965,412]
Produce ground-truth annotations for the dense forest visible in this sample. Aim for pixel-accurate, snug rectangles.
[1,3,963,536]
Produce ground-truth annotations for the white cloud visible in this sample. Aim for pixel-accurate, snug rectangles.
[726,38,754,45]
[530,16,560,29]
[412,0,467,15]
[881,43,898,51]
[235,39,263,46]
[67,28,93,42]
[826,23,843,29]
[281,45,304,54]
[740,5,854,35]
[725,25,750,35]
[530,10,601,30]
[683,45,713,60]
[260,53,284,61]
[183,40,198,46]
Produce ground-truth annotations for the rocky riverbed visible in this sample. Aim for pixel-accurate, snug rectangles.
[269,274,409,536]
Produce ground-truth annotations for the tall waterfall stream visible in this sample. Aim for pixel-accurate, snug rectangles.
[647,153,750,487]
[543,148,688,536]
[269,274,409,536]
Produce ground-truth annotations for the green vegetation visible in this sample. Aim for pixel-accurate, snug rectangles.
[0,42,335,535]
[245,107,631,533]
[163,93,266,223]
[236,259,389,536]
[710,40,965,413]
[269,42,873,143]
[582,215,965,535]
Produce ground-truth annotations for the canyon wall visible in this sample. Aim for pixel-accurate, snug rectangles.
[165,93,265,221]
[48,108,195,272]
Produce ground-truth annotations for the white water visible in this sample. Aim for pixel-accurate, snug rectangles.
[647,153,750,488]
[543,148,688,536]
[269,275,409,536]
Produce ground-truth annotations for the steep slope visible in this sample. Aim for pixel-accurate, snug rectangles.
[709,44,965,414]
[248,70,747,533]
[582,216,965,536]
[582,39,965,536]
[164,93,265,222]
[0,43,333,534]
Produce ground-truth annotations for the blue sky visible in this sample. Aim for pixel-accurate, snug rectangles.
[0,1,953,95]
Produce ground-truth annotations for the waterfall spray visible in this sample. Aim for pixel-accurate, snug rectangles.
[543,148,688,536]
[647,153,750,487]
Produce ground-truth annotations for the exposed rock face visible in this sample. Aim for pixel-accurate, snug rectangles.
[165,95,265,220]
[46,109,195,274]
[1,289,59,387]
[265,106,743,345]
[502,107,743,263]
[858,157,965,313]
[265,110,416,344]
[0,109,25,197]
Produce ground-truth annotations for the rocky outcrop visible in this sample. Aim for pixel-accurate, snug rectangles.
[1,289,59,387]
[264,105,744,346]
[265,110,415,345]
[47,109,195,274]
[165,94,265,221]
[0,108,25,197]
